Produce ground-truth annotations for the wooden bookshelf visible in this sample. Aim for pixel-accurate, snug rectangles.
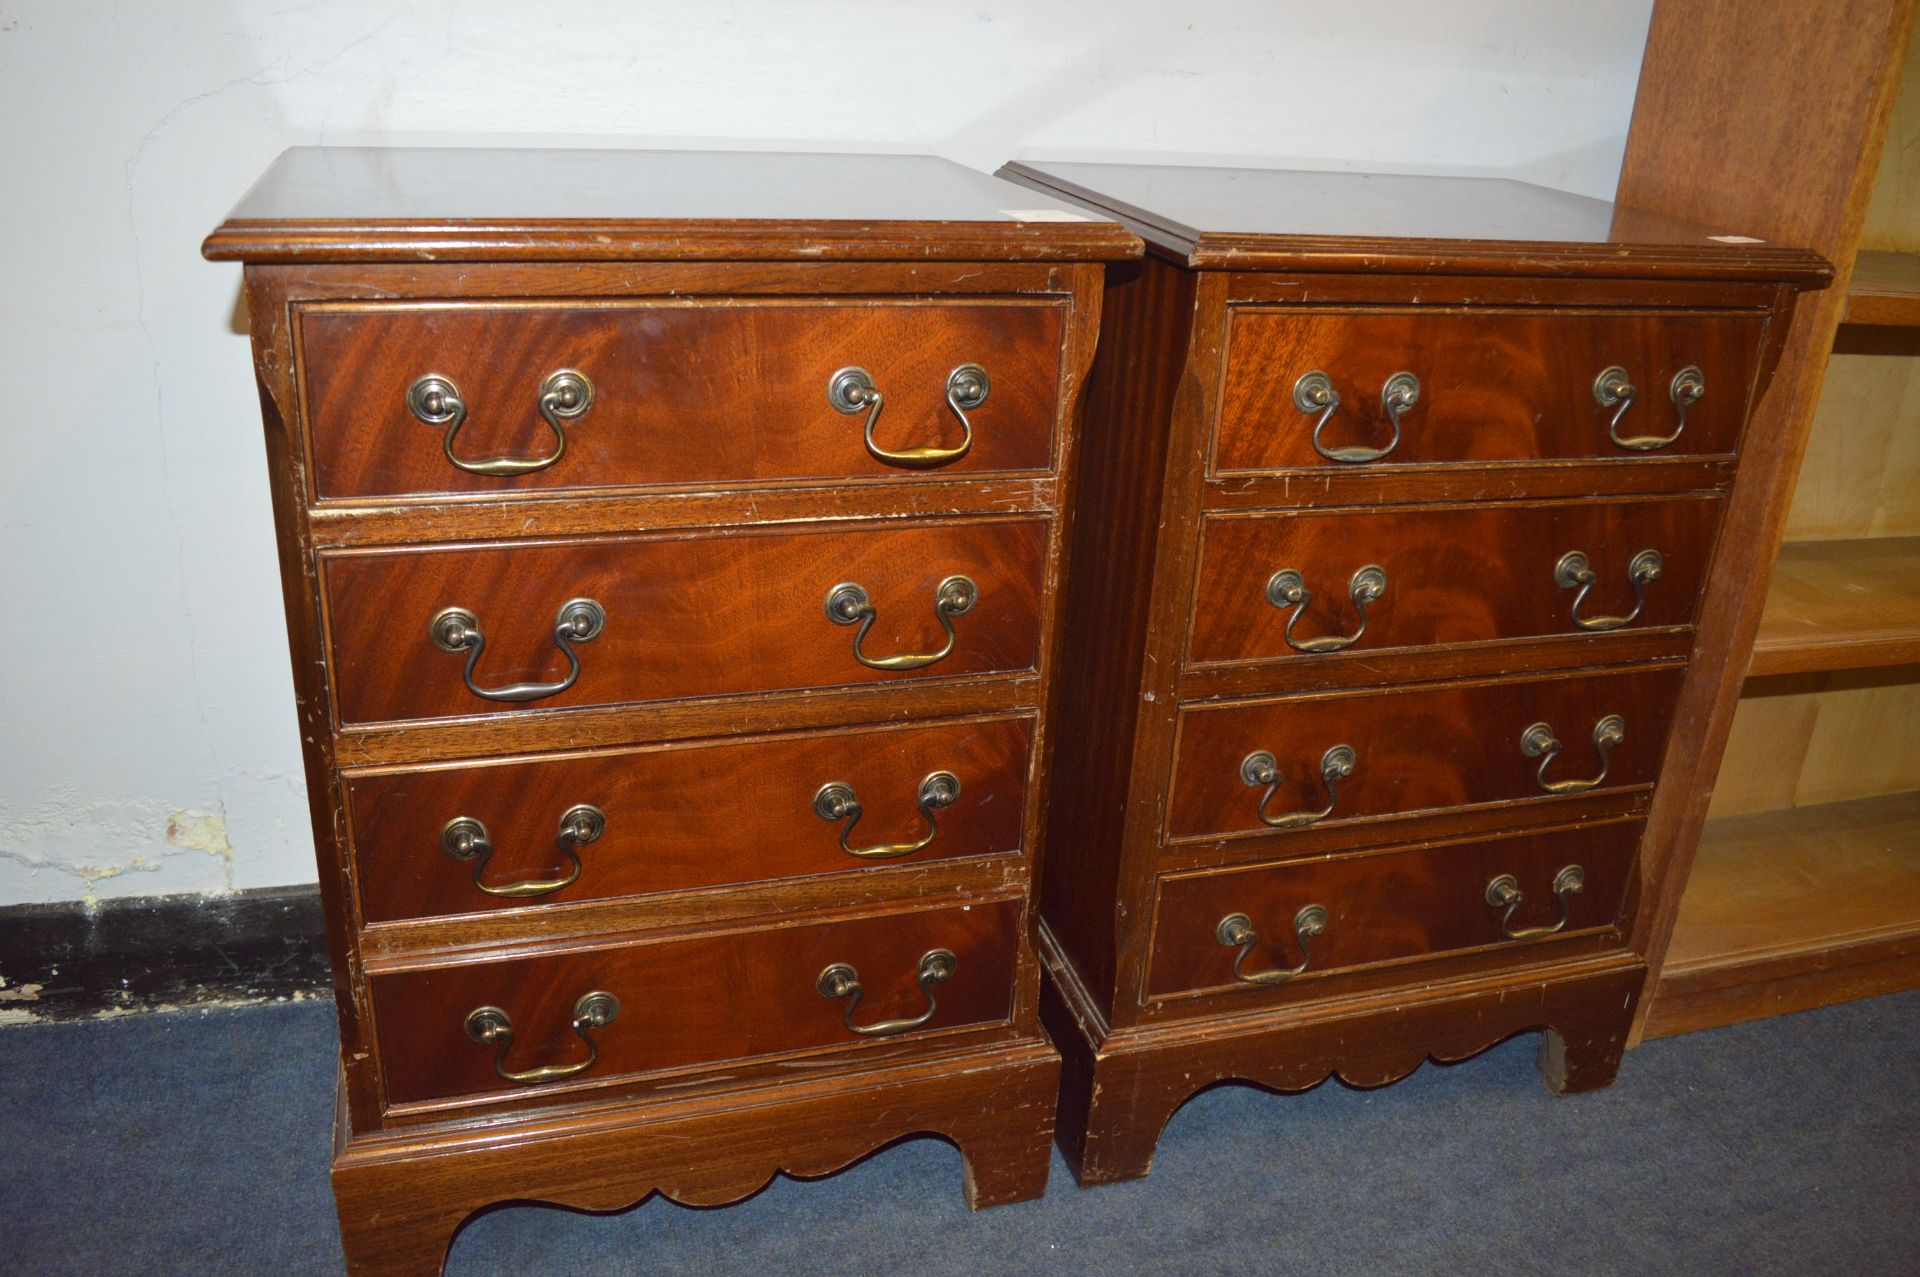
[1640,792,1920,1038]
[1622,0,1920,1044]
[1845,249,1920,325]
[1749,537,1920,676]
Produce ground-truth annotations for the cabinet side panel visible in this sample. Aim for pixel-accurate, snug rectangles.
[1041,256,1194,1011]
[243,265,384,1131]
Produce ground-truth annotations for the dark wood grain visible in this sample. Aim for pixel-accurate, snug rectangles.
[321,519,1047,725]
[239,265,387,1134]
[334,669,1042,771]
[1213,309,1765,470]
[305,474,1063,548]
[1039,256,1196,1006]
[346,715,1032,923]
[300,300,1064,499]
[1146,820,1639,1000]
[1040,928,1644,1186]
[331,1040,1060,1276]
[214,148,1127,1273]
[1156,790,1650,874]
[358,858,1029,966]
[1201,457,1738,511]
[1187,496,1724,665]
[370,897,1021,1108]
[1166,665,1686,844]
[998,155,1824,1183]
[203,148,1140,265]
[999,160,1830,281]
[1614,0,1916,1042]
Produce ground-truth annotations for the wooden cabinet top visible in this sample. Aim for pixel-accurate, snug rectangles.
[1000,160,1831,283]
[202,147,1141,264]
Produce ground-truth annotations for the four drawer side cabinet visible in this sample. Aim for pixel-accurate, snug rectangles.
[204,147,1140,1276]
[998,161,1829,1184]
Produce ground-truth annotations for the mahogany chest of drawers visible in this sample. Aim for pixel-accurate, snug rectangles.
[204,147,1138,1274]
[999,161,1829,1184]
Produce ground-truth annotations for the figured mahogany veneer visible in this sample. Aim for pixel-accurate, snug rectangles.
[1166,665,1685,845]
[1146,820,1640,1001]
[321,518,1046,725]
[206,148,1139,1275]
[1214,309,1765,471]
[1001,158,1828,1186]
[347,715,1032,923]
[371,898,1022,1107]
[299,300,1065,499]
[1188,496,1723,666]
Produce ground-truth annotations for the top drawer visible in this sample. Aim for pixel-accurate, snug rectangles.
[1212,308,1765,473]
[297,300,1066,500]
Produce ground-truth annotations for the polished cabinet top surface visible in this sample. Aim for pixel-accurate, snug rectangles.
[203,147,1140,264]
[1000,160,1831,280]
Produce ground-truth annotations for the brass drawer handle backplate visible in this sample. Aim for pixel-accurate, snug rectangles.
[1240,744,1357,830]
[464,991,619,1086]
[1266,565,1388,654]
[1215,904,1329,986]
[1293,369,1419,464]
[430,597,606,703]
[1595,364,1704,452]
[1485,865,1586,941]
[1520,714,1626,795]
[816,948,957,1037]
[824,575,978,672]
[1556,549,1664,632]
[407,370,594,476]
[812,771,961,860]
[828,364,989,469]
[439,803,606,898]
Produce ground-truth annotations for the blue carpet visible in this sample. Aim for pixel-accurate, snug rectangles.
[1,990,1915,1276]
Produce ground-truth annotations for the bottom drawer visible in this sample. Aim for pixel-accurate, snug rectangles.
[1147,821,1639,1001]
[370,898,1022,1106]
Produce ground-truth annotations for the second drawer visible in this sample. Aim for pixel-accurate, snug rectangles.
[321,518,1047,725]
[1188,496,1723,666]
[1167,664,1685,844]
[346,716,1033,923]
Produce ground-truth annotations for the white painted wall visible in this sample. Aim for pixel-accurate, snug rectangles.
[0,0,1653,905]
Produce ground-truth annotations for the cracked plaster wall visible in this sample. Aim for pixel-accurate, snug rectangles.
[0,0,1655,906]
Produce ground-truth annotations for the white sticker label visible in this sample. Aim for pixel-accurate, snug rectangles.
[1709,234,1767,244]
[1000,208,1093,222]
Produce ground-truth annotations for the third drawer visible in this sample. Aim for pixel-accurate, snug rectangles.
[321,518,1047,726]
[346,715,1033,923]
[1187,495,1724,666]
[1166,664,1685,845]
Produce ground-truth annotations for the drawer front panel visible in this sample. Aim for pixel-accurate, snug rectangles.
[322,519,1047,726]
[1147,821,1639,999]
[1188,496,1723,665]
[300,300,1065,499]
[1167,666,1685,843]
[371,899,1022,1105]
[1214,308,1764,472]
[347,716,1034,922]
